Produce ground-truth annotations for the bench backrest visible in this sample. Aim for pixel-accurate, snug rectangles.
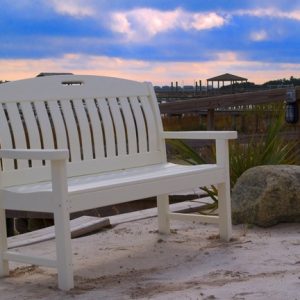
[0,75,166,187]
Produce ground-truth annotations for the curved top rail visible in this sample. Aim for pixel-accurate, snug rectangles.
[0,75,150,102]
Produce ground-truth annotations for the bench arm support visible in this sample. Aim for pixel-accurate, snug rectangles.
[0,149,69,161]
[163,131,237,168]
[163,131,237,140]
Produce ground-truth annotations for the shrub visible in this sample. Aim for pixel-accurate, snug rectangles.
[167,112,300,212]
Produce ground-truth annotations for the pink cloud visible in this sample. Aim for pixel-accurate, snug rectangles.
[1,53,299,85]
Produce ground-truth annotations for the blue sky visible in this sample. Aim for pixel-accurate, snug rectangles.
[1,0,300,84]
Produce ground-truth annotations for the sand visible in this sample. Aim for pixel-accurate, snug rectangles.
[1,218,300,300]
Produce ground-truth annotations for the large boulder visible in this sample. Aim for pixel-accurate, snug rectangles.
[231,165,300,227]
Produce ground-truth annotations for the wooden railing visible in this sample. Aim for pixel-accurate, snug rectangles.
[159,87,300,130]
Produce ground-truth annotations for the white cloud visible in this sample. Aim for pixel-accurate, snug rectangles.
[49,0,95,17]
[191,12,227,30]
[111,13,132,35]
[235,8,300,21]
[110,8,227,41]
[250,30,268,41]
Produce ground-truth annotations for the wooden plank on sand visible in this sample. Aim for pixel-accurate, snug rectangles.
[8,216,110,249]
[8,198,211,249]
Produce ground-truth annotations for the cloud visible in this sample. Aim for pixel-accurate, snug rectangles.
[214,51,241,62]
[110,8,228,41]
[250,30,268,41]
[1,52,299,86]
[48,0,95,17]
[191,12,227,30]
[235,8,300,21]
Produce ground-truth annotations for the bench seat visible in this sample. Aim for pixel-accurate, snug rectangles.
[4,163,220,194]
[2,163,223,214]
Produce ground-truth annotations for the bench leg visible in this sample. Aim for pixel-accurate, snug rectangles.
[54,211,74,290]
[217,181,232,241]
[0,209,9,276]
[157,195,170,234]
[51,159,74,291]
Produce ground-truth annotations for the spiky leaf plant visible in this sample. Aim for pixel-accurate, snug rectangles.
[167,112,299,213]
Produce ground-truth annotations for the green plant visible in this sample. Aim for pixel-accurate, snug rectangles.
[229,112,299,186]
[167,111,299,213]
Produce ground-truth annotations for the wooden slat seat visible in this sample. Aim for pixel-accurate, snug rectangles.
[0,75,237,291]
[4,163,221,195]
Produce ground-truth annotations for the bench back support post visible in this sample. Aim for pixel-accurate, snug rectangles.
[146,82,168,163]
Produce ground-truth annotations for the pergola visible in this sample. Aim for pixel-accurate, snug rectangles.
[207,73,248,91]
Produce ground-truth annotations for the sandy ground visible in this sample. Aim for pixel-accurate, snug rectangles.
[1,218,300,300]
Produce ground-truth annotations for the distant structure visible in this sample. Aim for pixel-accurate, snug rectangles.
[207,73,248,91]
[36,72,73,77]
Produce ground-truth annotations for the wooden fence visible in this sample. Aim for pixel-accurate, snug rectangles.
[159,87,300,131]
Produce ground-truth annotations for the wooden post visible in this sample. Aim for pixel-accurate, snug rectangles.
[157,195,170,234]
[297,101,300,124]
[206,80,209,95]
[207,109,215,130]
[296,88,300,124]
[241,114,246,133]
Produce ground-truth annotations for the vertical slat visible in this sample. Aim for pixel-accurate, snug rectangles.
[0,105,14,170]
[19,102,43,167]
[34,102,55,150]
[85,98,105,158]
[139,96,158,151]
[5,103,28,169]
[119,97,138,155]
[72,99,93,160]
[60,100,81,162]
[129,97,147,153]
[47,101,68,150]
[96,98,115,157]
[107,97,126,156]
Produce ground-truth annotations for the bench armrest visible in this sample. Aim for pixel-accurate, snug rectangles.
[163,131,237,140]
[0,149,69,160]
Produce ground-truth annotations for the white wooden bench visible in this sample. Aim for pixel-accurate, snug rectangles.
[0,75,237,290]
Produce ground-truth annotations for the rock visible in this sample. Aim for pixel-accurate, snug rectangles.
[231,165,300,227]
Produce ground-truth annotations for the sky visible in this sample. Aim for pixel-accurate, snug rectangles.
[1,0,300,85]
